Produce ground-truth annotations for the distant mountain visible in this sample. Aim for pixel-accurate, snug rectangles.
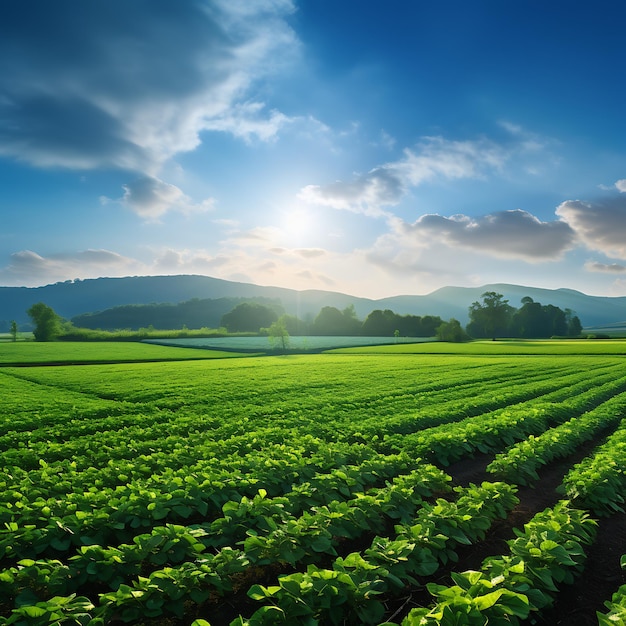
[2,274,626,331]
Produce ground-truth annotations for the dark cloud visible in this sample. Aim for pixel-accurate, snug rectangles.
[0,1,296,172]
[585,261,626,273]
[406,209,576,261]
[556,198,626,259]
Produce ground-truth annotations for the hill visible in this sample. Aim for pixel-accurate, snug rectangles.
[1,275,625,331]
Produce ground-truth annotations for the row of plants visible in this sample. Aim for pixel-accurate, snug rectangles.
[384,373,626,464]
[399,501,597,625]
[233,482,519,625]
[486,391,626,485]
[561,417,626,515]
[0,464,450,609]
[0,450,434,560]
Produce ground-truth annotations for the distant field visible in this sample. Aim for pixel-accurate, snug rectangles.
[0,341,249,364]
[331,338,626,355]
[144,335,436,352]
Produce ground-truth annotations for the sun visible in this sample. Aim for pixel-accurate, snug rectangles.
[281,207,317,243]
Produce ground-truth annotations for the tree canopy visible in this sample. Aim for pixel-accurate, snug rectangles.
[27,303,62,341]
[220,302,280,333]
[467,293,583,339]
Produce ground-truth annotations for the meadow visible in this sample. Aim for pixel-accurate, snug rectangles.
[1,340,626,624]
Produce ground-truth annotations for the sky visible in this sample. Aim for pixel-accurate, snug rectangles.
[2,0,626,299]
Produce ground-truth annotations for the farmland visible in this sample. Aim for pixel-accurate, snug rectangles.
[1,341,626,624]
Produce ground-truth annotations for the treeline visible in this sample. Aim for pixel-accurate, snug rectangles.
[71,297,283,331]
[467,293,582,339]
[221,302,443,337]
[69,298,444,337]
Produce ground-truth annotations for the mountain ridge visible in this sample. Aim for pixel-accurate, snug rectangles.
[1,274,625,330]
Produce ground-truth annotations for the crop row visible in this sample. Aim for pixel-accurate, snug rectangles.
[233,482,518,625]
[561,416,626,515]
[384,376,626,464]
[4,373,624,561]
[0,451,439,560]
[400,501,597,625]
[486,392,626,486]
[0,482,517,624]
[0,463,450,607]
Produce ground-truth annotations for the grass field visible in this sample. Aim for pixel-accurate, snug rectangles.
[0,341,251,364]
[1,340,626,624]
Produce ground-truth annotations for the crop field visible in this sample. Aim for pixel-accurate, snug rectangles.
[1,342,626,625]
[144,335,436,353]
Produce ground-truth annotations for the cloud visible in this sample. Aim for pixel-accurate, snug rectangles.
[299,136,508,215]
[585,261,626,273]
[294,248,327,258]
[616,179,626,192]
[556,198,626,259]
[401,209,576,262]
[0,1,297,173]
[0,249,138,285]
[118,176,214,219]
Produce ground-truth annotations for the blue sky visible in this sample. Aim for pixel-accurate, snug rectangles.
[2,0,626,298]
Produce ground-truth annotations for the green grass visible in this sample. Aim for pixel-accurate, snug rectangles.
[0,341,251,364]
[328,338,626,355]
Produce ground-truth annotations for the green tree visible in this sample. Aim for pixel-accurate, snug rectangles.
[436,318,470,342]
[10,320,18,342]
[220,302,279,332]
[27,303,62,341]
[467,292,513,340]
[565,309,583,337]
[266,317,290,351]
[311,306,361,336]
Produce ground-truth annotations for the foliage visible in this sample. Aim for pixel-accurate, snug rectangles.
[362,310,443,337]
[26,303,62,342]
[436,318,470,342]
[9,321,18,342]
[467,292,514,340]
[311,306,361,336]
[467,293,583,340]
[1,347,625,623]
[262,317,290,351]
[70,296,283,331]
[221,302,281,333]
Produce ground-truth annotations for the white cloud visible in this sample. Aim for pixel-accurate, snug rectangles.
[299,136,508,215]
[556,198,626,259]
[615,179,626,192]
[119,176,214,219]
[0,1,298,173]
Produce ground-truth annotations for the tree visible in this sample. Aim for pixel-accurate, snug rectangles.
[220,302,279,333]
[311,306,361,336]
[27,303,62,341]
[266,317,290,351]
[467,292,513,340]
[565,309,583,337]
[436,318,470,342]
[10,320,18,342]
[362,309,397,336]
